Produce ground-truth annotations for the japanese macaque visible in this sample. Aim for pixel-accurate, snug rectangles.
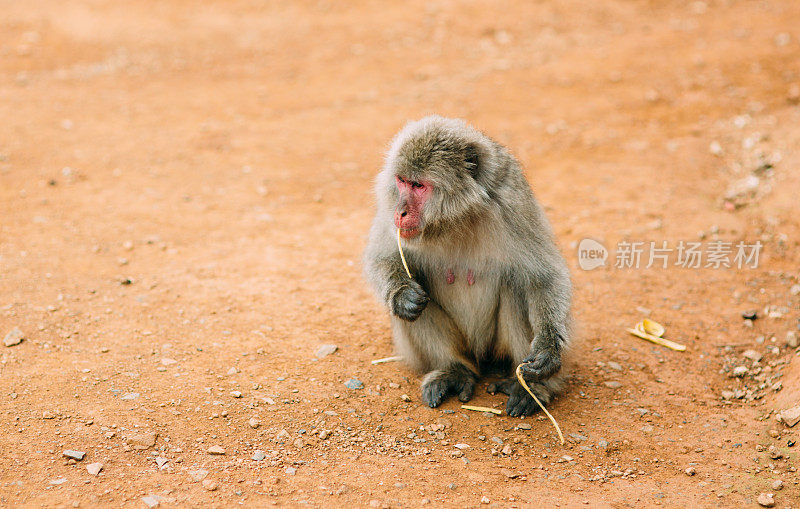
[364,116,572,416]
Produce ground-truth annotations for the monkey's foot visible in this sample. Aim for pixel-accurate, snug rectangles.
[421,364,476,408]
[489,377,557,417]
[486,377,516,396]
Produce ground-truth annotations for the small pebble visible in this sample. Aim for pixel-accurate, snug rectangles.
[231,391,242,398]
[141,496,160,508]
[481,496,490,504]
[771,480,783,490]
[786,331,798,348]
[3,328,24,347]
[63,450,85,461]
[685,467,696,476]
[207,445,226,455]
[315,344,338,358]
[344,378,364,390]
[285,466,297,475]
[248,417,260,429]
[202,479,218,491]
[742,310,758,320]
[252,450,266,461]
[86,462,103,476]
[189,469,208,482]
[603,381,622,389]
[757,492,775,507]
[742,350,762,362]
[732,366,749,377]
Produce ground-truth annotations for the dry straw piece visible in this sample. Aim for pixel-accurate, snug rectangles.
[396,229,413,278]
[627,318,686,351]
[515,364,565,445]
[370,355,403,365]
[460,405,502,415]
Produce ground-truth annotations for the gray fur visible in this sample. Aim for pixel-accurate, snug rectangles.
[363,116,572,416]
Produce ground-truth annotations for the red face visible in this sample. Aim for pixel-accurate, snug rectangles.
[394,175,432,239]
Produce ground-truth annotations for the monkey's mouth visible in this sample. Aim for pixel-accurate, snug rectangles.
[398,227,421,239]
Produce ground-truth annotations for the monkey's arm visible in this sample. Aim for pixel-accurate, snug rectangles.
[518,262,572,382]
[363,222,429,321]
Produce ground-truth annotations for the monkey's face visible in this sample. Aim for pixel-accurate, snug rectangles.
[393,175,432,239]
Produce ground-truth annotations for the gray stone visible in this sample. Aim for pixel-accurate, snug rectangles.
[86,462,103,476]
[780,406,800,427]
[141,495,161,508]
[786,331,798,348]
[126,432,157,450]
[189,469,208,482]
[344,378,364,390]
[603,381,622,389]
[252,450,266,461]
[62,450,85,461]
[207,445,226,455]
[3,328,24,347]
[315,344,338,358]
[732,366,748,377]
[742,349,762,362]
[757,493,775,507]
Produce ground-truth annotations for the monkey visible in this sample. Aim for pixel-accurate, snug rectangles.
[363,115,572,417]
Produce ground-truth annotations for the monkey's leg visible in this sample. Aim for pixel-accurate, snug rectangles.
[495,286,567,416]
[392,302,478,408]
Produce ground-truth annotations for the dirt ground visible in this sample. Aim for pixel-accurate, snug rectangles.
[2,1,800,507]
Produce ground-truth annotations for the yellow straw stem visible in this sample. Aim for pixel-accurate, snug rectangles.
[461,405,503,415]
[515,363,565,445]
[397,229,413,278]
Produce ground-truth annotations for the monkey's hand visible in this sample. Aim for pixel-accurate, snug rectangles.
[390,280,429,321]
[518,346,561,383]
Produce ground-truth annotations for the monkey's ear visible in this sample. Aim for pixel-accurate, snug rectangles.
[464,144,480,177]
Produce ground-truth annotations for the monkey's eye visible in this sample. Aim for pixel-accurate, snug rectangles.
[396,176,406,183]
[411,181,424,189]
